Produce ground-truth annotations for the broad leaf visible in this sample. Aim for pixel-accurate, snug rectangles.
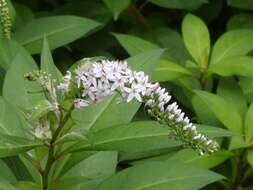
[71,121,181,153]
[152,59,192,82]
[102,0,131,20]
[211,29,253,64]
[95,160,223,190]
[197,124,236,138]
[227,14,253,30]
[3,53,44,109]
[228,0,253,10]
[14,16,101,54]
[193,90,242,132]
[0,133,43,157]
[168,149,232,168]
[182,14,210,68]
[0,160,16,183]
[209,56,253,78]
[149,0,207,10]
[113,33,159,56]
[217,78,247,117]
[244,103,253,143]
[41,37,61,85]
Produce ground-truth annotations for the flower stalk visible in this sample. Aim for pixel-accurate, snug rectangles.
[0,0,12,39]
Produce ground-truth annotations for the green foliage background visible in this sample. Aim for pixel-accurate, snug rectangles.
[1,0,253,189]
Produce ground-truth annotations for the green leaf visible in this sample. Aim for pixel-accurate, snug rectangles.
[227,14,253,30]
[197,124,236,138]
[95,160,223,190]
[112,33,159,56]
[239,78,253,103]
[71,121,181,153]
[217,78,247,117]
[16,181,40,190]
[64,151,117,178]
[0,181,18,190]
[193,90,242,132]
[152,59,192,82]
[0,160,16,183]
[149,0,208,10]
[3,53,44,109]
[209,56,253,78]
[0,133,43,157]
[41,37,61,85]
[244,103,253,143]
[182,14,210,68]
[72,49,163,131]
[57,151,118,190]
[102,0,131,20]
[247,150,253,167]
[228,0,253,10]
[168,149,232,168]
[0,97,27,136]
[211,29,253,64]
[14,16,101,54]
[31,100,55,121]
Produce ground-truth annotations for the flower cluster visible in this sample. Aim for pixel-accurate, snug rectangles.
[58,59,219,154]
[0,0,12,39]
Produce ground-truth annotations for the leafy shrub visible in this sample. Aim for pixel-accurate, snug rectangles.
[0,0,253,190]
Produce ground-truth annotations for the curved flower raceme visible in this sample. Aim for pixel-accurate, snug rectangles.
[0,0,12,39]
[58,59,219,154]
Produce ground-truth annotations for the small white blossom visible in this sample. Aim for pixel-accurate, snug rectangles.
[60,59,219,154]
[58,71,72,93]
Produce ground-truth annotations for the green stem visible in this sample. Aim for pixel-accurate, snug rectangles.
[42,105,74,190]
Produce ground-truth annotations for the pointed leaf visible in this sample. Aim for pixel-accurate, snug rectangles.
[193,90,242,132]
[182,14,210,68]
[95,160,223,190]
[14,16,101,54]
[211,29,253,64]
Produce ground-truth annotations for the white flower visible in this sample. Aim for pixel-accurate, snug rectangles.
[61,59,219,154]
[58,71,72,93]
[74,98,89,108]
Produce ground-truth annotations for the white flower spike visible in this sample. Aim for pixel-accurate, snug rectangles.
[59,59,219,154]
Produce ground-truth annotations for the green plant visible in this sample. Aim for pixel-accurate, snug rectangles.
[1,0,253,190]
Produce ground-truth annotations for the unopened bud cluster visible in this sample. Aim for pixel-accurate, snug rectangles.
[58,59,219,154]
[0,0,12,39]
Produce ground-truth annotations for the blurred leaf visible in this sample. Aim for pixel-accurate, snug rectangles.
[217,78,247,117]
[14,3,34,30]
[209,56,253,78]
[228,0,253,10]
[0,181,18,190]
[41,37,61,85]
[95,160,223,190]
[149,0,208,10]
[182,14,210,68]
[152,59,192,81]
[168,149,232,168]
[239,77,253,103]
[193,90,242,132]
[72,121,181,153]
[16,181,40,190]
[211,29,253,64]
[227,14,253,30]
[0,97,28,136]
[113,33,159,56]
[247,150,253,167]
[245,103,253,143]
[14,16,101,54]
[102,0,131,20]
[0,133,42,157]
[148,27,191,64]
[0,160,16,183]
[3,53,44,109]
[53,0,111,24]
[197,124,236,138]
